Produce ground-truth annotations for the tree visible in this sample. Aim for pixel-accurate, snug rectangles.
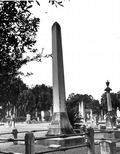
[0,1,40,112]
[17,84,53,117]
[0,0,66,82]
[66,93,99,126]
[87,99,101,115]
[0,77,28,118]
[31,84,53,112]
[0,1,40,79]
[17,89,35,117]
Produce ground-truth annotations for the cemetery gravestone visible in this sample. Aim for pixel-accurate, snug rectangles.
[26,114,31,123]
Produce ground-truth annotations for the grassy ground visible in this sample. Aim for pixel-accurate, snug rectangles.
[0,122,101,154]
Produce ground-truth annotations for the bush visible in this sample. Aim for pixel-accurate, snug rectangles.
[14,117,26,122]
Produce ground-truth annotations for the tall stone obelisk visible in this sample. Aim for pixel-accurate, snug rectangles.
[47,22,74,136]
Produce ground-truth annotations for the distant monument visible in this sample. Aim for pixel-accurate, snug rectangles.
[79,101,85,122]
[105,80,116,129]
[41,111,45,122]
[26,114,31,123]
[117,107,120,118]
[47,22,74,136]
[95,81,120,141]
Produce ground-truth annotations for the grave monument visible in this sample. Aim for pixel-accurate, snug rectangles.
[37,22,85,147]
[47,22,74,136]
[79,101,85,122]
[95,81,120,141]
[105,80,116,129]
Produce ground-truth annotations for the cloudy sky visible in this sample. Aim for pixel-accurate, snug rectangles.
[21,0,120,101]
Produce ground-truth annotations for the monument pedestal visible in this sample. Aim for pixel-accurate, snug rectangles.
[106,111,117,130]
[104,130,120,139]
[37,135,85,147]
[95,113,119,141]
[44,112,85,147]
[46,112,74,136]
[94,130,120,141]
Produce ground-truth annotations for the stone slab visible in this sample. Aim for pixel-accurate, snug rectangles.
[37,136,85,147]
[117,125,120,129]
[49,144,61,148]
[104,131,120,139]
[100,141,116,154]
[94,130,120,140]
[97,125,106,130]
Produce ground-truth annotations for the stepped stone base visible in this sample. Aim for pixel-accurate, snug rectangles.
[37,136,85,147]
[104,130,120,139]
[46,112,75,136]
[94,130,120,140]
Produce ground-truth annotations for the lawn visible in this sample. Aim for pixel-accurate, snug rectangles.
[0,122,100,154]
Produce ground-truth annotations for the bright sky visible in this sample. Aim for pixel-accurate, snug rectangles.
[21,0,120,101]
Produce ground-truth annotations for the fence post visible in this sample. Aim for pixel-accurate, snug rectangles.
[12,129,18,145]
[25,132,35,154]
[100,140,116,154]
[87,127,95,154]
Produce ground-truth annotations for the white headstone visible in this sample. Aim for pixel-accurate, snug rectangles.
[41,111,45,122]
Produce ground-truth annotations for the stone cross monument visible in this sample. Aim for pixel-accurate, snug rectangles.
[47,22,74,136]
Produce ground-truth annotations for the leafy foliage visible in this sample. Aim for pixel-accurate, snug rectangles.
[0,77,28,118]
[0,1,41,110]
[32,84,53,111]
[17,84,53,117]
[0,1,40,79]
[17,89,35,116]
[0,1,41,116]
[49,0,64,7]
[87,99,101,115]
[66,93,100,126]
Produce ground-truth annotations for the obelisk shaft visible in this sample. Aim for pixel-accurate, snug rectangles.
[47,22,74,136]
[52,23,66,113]
[106,93,112,112]
[81,101,85,120]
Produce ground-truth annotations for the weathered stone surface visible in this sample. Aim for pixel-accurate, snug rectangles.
[37,136,85,147]
[47,22,74,136]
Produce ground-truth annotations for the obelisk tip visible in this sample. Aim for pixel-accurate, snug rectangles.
[52,22,61,29]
